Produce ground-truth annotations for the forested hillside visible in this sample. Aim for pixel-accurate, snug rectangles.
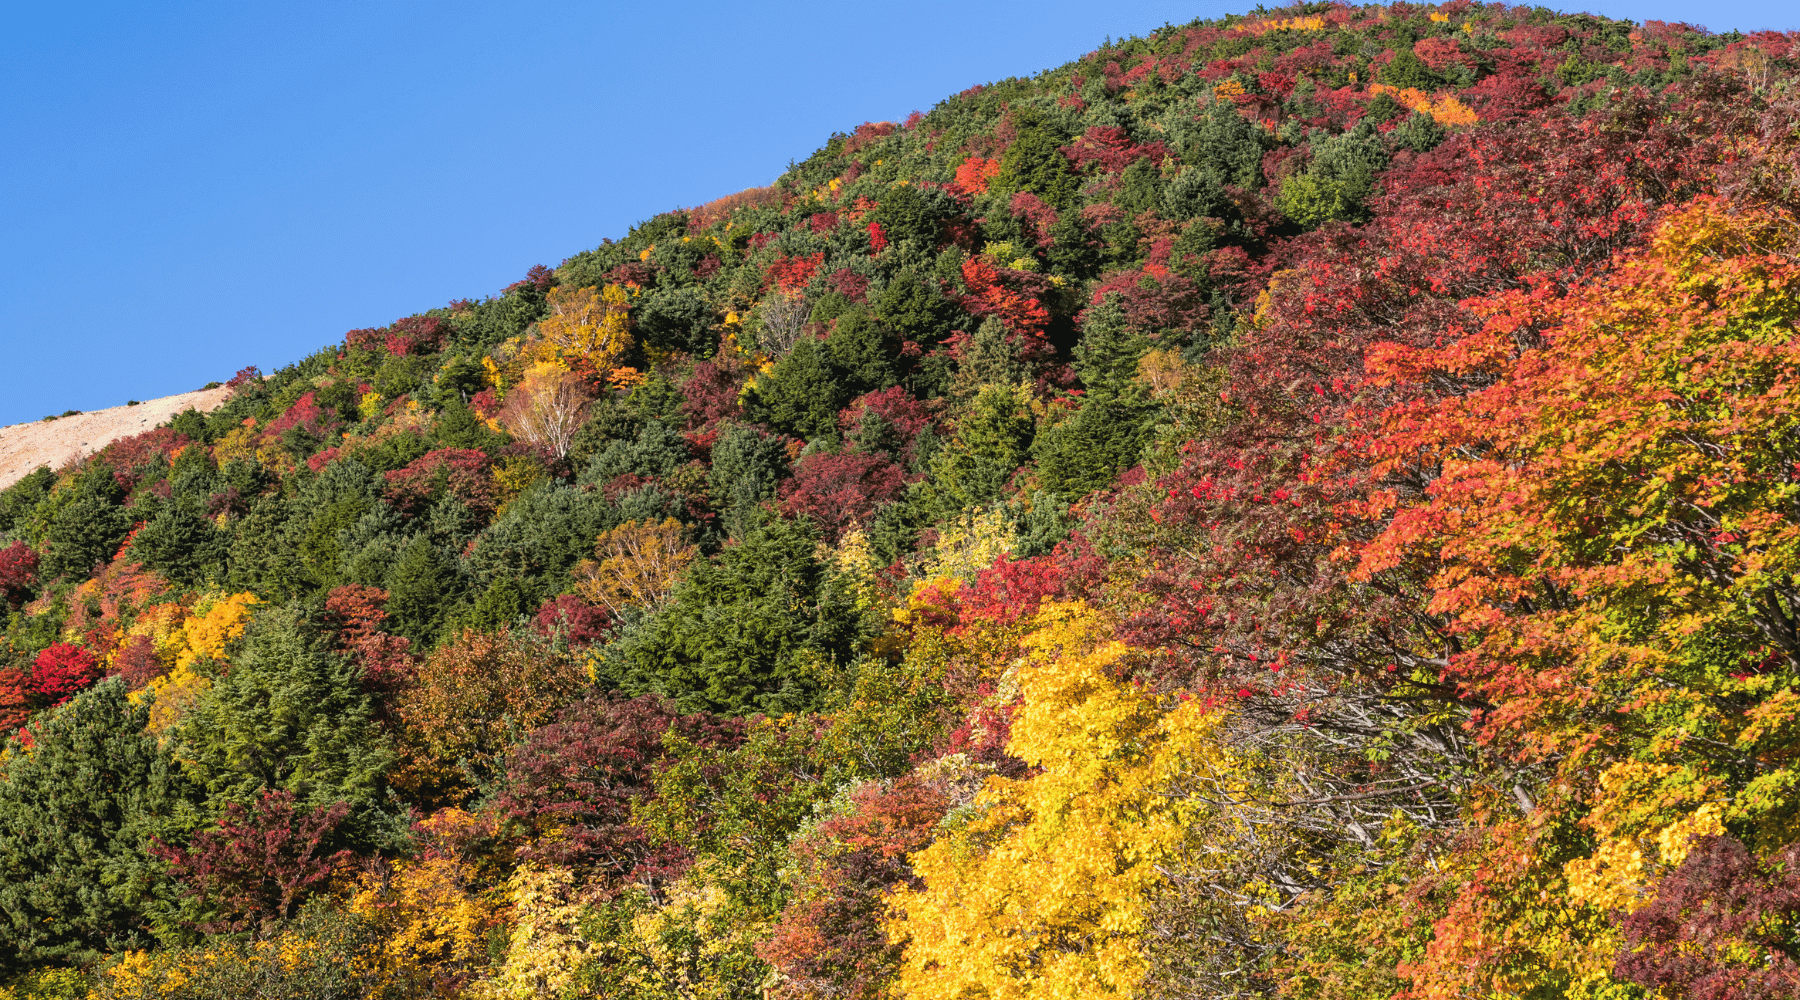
[2,2,1799,996]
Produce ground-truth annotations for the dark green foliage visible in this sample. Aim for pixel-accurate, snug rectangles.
[579,421,689,485]
[824,310,900,397]
[167,407,211,443]
[636,286,716,356]
[0,681,196,967]
[465,481,620,604]
[433,355,486,407]
[925,384,1035,516]
[608,516,862,715]
[746,336,850,441]
[869,185,954,246]
[1393,109,1447,153]
[130,499,224,589]
[1362,91,1407,126]
[226,494,306,601]
[875,269,965,350]
[567,397,647,473]
[1381,44,1441,91]
[1193,99,1266,191]
[1276,123,1388,228]
[456,577,529,634]
[176,608,393,844]
[431,400,505,452]
[994,107,1078,208]
[0,468,53,535]
[1035,397,1150,501]
[1008,492,1076,559]
[1116,157,1165,218]
[708,423,790,536]
[291,461,382,595]
[39,468,130,582]
[384,536,460,643]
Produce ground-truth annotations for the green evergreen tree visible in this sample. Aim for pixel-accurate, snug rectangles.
[994,106,1079,208]
[0,681,197,967]
[823,309,900,396]
[1276,123,1389,228]
[610,515,861,716]
[385,535,458,643]
[925,383,1035,516]
[746,335,850,441]
[176,608,394,844]
[1194,98,1266,190]
[0,467,54,535]
[130,499,224,588]
[465,481,619,604]
[39,467,131,581]
[1035,294,1162,500]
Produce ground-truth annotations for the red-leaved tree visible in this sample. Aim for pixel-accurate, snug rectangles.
[154,789,354,936]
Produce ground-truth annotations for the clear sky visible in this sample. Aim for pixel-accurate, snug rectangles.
[2,0,1795,428]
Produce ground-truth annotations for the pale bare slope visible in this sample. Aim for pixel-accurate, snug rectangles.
[0,387,234,491]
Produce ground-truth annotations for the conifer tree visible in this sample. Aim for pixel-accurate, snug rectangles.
[176,607,394,845]
[0,681,196,967]
[926,383,1035,516]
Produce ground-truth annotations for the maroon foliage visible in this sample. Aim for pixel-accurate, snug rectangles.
[94,428,191,496]
[1086,268,1210,340]
[680,361,746,430]
[839,387,939,467]
[383,448,495,518]
[778,451,909,542]
[504,264,554,294]
[1060,125,1169,174]
[759,777,952,1000]
[112,634,164,690]
[830,268,870,303]
[261,391,342,443]
[154,789,354,935]
[226,365,262,392]
[383,315,449,356]
[532,594,610,645]
[1614,835,1800,998]
[321,584,415,690]
[497,694,739,877]
[1009,192,1060,248]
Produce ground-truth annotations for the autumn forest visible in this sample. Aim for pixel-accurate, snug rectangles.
[0,2,1797,996]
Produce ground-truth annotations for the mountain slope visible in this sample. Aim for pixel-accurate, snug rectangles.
[1,4,1799,997]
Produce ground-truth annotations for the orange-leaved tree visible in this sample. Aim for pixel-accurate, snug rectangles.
[1353,196,1800,993]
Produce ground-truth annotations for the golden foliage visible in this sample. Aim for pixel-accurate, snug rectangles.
[135,591,261,733]
[888,602,1229,1000]
[1368,83,1478,127]
[527,284,634,378]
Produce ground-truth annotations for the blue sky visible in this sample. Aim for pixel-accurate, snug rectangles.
[2,0,1795,428]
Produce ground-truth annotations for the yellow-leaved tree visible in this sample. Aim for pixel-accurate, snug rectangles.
[886,602,1229,1000]
[529,283,634,380]
[137,591,261,732]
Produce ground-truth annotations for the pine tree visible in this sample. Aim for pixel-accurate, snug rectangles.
[131,498,224,588]
[747,335,851,441]
[0,680,197,967]
[926,383,1035,517]
[39,467,130,581]
[384,535,458,643]
[176,607,394,845]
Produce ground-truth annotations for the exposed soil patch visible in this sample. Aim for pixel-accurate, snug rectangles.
[0,387,234,490]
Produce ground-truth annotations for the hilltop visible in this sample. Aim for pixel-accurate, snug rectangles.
[0,388,233,492]
[1,4,1799,997]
